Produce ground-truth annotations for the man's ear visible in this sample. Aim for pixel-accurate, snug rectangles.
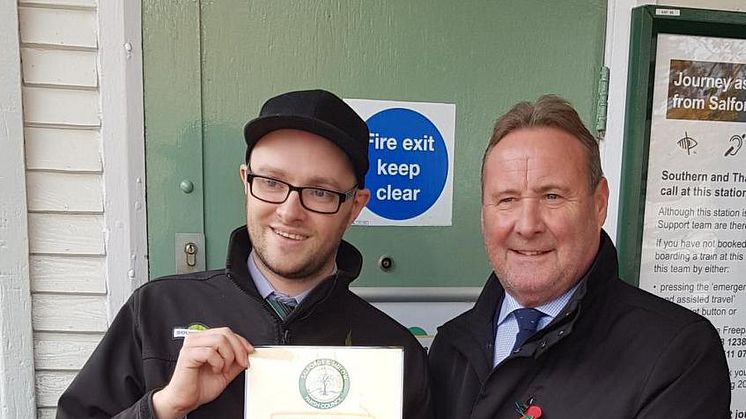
[239,164,249,195]
[594,177,610,228]
[346,188,371,227]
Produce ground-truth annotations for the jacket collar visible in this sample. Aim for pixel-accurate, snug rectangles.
[224,225,363,304]
[541,229,619,328]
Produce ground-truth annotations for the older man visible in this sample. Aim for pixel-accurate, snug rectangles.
[58,89,433,419]
[429,95,730,418]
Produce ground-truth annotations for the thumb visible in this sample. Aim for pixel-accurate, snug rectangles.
[225,360,248,382]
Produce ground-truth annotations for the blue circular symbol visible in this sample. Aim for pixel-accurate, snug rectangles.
[365,108,448,220]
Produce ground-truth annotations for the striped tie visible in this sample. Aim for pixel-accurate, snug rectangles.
[267,292,298,320]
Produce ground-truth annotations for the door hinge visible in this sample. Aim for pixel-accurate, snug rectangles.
[595,66,610,137]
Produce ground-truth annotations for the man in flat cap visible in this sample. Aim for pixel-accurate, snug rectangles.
[58,89,433,419]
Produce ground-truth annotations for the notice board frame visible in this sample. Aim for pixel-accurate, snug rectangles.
[617,5,746,285]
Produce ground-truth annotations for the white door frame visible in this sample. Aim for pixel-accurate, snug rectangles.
[98,1,148,319]
[0,1,37,416]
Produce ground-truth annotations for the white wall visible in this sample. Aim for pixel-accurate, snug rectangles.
[17,2,107,416]
[2,0,147,417]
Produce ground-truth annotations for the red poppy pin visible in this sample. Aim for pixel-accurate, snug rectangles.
[515,400,542,419]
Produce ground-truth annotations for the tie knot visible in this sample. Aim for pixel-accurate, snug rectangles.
[271,292,298,308]
[511,308,545,352]
[513,308,544,331]
[268,292,297,320]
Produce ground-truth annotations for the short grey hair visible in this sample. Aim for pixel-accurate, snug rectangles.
[481,95,603,191]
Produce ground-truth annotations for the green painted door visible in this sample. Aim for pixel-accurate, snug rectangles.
[143,0,606,288]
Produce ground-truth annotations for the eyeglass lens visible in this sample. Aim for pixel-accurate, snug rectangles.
[248,175,345,214]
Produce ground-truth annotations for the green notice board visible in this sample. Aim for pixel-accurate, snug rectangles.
[143,0,606,293]
[619,7,746,411]
[618,5,746,285]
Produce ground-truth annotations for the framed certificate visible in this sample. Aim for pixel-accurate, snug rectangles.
[245,346,403,418]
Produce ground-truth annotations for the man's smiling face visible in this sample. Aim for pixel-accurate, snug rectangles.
[240,129,369,294]
[480,127,608,307]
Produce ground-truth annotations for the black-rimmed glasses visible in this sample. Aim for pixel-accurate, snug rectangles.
[245,173,357,214]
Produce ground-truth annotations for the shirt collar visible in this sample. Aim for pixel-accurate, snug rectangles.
[247,251,335,304]
[497,280,582,326]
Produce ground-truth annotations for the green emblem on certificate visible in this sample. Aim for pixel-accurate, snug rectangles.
[298,358,350,409]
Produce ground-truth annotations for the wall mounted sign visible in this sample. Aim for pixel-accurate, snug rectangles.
[639,33,746,411]
[346,99,455,226]
[619,7,746,411]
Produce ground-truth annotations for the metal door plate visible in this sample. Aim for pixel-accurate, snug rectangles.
[175,233,205,274]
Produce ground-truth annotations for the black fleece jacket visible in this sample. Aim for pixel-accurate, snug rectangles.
[58,226,433,419]
[429,231,730,419]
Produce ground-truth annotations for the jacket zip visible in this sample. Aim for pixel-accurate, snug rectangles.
[281,328,290,344]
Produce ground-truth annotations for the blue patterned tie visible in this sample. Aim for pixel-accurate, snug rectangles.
[267,292,298,320]
[512,308,545,351]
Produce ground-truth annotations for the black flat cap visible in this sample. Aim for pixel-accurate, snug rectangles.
[243,89,370,188]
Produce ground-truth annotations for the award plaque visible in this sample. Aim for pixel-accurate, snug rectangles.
[245,346,403,418]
